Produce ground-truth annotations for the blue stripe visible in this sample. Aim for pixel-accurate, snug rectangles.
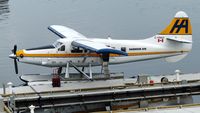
[72,41,128,56]
[97,49,128,56]
[72,41,97,52]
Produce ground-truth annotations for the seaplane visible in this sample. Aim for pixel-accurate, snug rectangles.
[9,11,192,80]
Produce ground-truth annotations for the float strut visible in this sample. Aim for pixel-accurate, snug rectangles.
[65,62,69,78]
[89,63,92,79]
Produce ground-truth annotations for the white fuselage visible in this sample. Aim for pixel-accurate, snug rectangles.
[15,35,192,67]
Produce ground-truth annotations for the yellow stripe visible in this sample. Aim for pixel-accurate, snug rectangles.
[128,51,184,56]
[16,50,188,58]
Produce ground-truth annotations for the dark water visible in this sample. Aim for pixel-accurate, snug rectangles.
[0,0,200,85]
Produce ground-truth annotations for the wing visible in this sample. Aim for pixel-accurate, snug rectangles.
[48,25,87,39]
[48,25,127,56]
[72,39,128,56]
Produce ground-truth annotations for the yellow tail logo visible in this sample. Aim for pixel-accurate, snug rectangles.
[160,18,192,35]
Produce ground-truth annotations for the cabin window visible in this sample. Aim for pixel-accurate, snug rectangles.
[121,47,126,52]
[84,49,88,53]
[71,47,83,53]
[58,45,65,51]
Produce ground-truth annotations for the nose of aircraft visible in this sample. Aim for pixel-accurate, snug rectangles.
[9,54,17,59]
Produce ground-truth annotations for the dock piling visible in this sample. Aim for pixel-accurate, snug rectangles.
[175,70,181,81]
[7,82,13,94]
[29,105,35,113]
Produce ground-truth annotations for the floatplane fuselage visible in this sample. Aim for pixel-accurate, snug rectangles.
[9,11,192,76]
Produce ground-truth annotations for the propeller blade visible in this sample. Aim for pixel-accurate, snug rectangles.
[13,45,17,55]
[14,58,18,74]
[11,45,19,74]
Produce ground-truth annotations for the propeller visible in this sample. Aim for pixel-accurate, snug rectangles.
[10,45,18,74]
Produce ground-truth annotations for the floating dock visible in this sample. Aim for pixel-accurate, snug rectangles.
[1,70,200,113]
[94,104,200,113]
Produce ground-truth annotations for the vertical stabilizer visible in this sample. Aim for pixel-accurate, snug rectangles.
[159,11,192,62]
[160,11,192,36]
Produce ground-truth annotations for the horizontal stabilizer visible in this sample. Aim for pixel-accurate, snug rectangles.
[166,37,192,43]
[72,39,128,56]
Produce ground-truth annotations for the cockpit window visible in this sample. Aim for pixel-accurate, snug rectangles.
[53,41,63,48]
[58,45,65,51]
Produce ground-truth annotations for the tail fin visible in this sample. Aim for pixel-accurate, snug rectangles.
[160,11,192,36]
[159,11,192,44]
[160,11,192,62]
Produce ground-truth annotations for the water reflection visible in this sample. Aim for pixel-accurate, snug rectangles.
[0,0,9,21]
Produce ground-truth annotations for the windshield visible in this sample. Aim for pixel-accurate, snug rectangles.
[53,41,63,48]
